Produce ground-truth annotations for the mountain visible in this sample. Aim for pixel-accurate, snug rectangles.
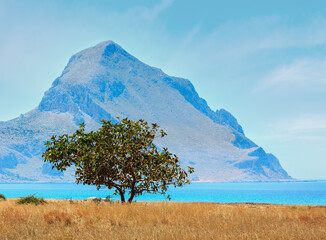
[0,41,291,182]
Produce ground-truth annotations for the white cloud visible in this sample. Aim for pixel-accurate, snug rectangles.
[201,16,326,58]
[140,0,174,21]
[254,58,326,92]
[110,0,174,22]
[266,116,326,142]
[155,15,326,81]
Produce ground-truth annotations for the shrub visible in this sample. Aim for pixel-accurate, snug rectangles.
[0,194,5,200]
[105,195,113,202]
[17,195,46,205]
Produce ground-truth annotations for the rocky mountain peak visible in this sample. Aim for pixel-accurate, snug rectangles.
[0,41,291,182]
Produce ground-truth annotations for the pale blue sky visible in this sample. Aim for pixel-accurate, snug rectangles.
[0,0,326,180]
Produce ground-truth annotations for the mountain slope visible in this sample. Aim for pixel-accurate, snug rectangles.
[0,41,291,182]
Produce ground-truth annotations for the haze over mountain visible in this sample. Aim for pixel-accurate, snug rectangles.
[0,41,291,182]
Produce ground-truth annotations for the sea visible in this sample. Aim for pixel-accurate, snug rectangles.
[0,181,325,205]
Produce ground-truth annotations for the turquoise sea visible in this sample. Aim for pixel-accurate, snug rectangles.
[0,181,325,205]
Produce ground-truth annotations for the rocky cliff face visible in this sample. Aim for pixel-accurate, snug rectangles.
[0,41,291,182]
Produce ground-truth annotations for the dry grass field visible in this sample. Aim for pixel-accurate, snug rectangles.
[0,199,325,240]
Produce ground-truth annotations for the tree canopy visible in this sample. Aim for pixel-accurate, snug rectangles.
[42,118,194,203]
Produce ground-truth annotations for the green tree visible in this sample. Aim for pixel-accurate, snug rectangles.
[43,118,194,203]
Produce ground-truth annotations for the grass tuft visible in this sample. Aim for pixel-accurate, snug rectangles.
[0,194,5,200]
[17,195,46,205]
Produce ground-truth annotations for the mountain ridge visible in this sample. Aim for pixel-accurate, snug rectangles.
[0,41,291,182]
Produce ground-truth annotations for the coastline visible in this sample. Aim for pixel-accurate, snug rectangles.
[1,181,326,205]
[3,198,326,206]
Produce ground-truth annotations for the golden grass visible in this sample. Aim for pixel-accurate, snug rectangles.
[0,199,325,240]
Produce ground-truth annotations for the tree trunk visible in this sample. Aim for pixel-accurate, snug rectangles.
[118,189,125,203]
[128,189,135,203]
[128,169,136,203]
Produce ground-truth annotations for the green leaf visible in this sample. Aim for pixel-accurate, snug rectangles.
[42,117,194,203]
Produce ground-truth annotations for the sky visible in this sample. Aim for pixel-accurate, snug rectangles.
[0,0,325,180]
